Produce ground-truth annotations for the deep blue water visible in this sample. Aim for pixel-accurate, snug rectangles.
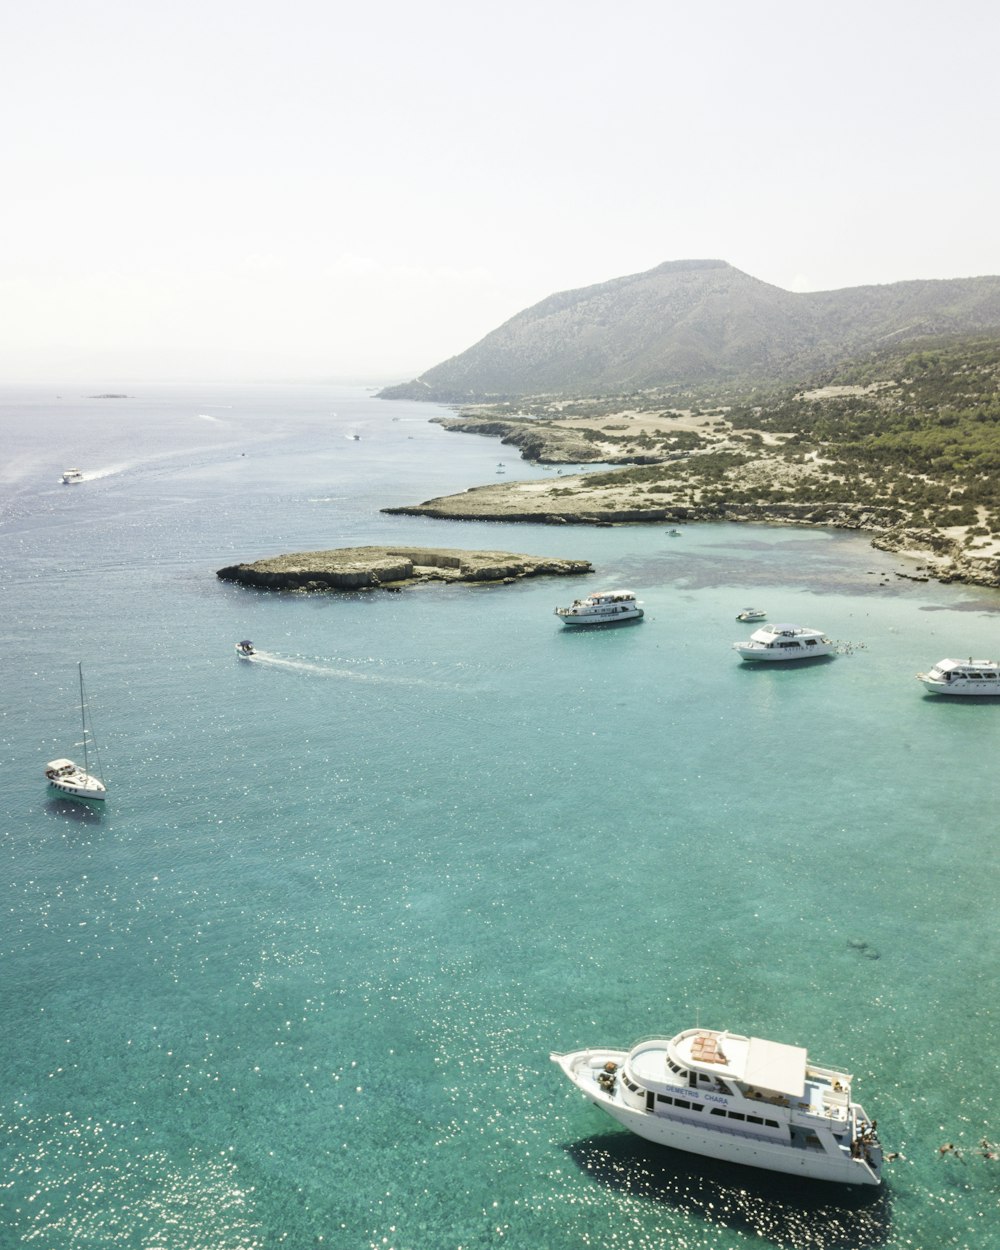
[1,383,999,1249]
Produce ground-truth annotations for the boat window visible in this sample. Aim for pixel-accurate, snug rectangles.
[710,1107,726,1116]
[765,1119,779,1128]
[689,1102,704,1112]
[657,1094,672,1104]
[728,1111,745,1121]
[747,1115,764,1125]
[674,1098,690,1109]
[715,1080,733,1095]
[805,639,817,646]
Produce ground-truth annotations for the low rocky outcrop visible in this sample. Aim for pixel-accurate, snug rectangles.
[216,545,592,592]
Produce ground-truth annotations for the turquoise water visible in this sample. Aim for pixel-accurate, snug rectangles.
[2,384,999,1249]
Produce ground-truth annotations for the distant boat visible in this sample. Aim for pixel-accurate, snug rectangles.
[61,468,84,484]
[44,663,107,801]
[555,590,644,627]
[733,623,835,661]
[736,608,767,622]
[348,434,361,441]
[235,640,256,659]
[917,657,1000,695]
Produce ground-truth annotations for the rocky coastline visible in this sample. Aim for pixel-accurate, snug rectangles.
[385,408,1000,590]
[216,545,592,593]
[382,478,1000,588]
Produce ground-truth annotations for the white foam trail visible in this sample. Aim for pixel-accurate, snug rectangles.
[245,652,459,689]
[81,463,132,481]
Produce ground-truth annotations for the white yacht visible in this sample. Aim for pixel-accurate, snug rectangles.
[917,657,1000,695]
[733,623,834,661]
[45,758,107,801]
[44,663,107,801]
[736,608,767,622]
[555,590,644,626]
[61,468,84,484]
[551,1026,882,1186]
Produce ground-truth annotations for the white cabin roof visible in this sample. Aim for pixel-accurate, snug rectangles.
[673,1029,809,1098]
[743,1037,808,1098]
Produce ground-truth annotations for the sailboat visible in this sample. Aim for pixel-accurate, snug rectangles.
[45,663,107,801]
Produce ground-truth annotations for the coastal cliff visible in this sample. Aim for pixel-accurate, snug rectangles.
[216,545,592,592]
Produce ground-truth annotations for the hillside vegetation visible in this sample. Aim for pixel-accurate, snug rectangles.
[379,260,1000,402]
[393,334,1000,586]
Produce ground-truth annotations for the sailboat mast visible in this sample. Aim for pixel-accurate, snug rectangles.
[78,661,90,775]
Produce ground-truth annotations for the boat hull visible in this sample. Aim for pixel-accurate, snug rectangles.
[552,1049,879,1187]
[733,644,834,661]
[47,773,106,801]
[558,608,643,627]
[917,674,1000,695]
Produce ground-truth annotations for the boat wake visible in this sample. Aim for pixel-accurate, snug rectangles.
[82,463,132,481]
[241,651,460,689]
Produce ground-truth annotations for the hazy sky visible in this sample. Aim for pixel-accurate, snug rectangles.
[3,0,998,383]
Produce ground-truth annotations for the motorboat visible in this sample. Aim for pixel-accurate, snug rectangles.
[61,468,84,484]
[235,640,256,659]
[736,608,767,622]
[551,1026,882,1186]
[555,590,644,626]
[44,663,107,801]
[917,657,1000,695]
[733,623,834,661]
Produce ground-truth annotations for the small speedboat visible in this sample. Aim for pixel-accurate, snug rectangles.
[235,640,256,659]
[736,608,767,622]
[61,468,84,484]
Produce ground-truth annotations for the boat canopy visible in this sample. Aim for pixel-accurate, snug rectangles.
[744,1037,808,1098]
[46,758,76,771]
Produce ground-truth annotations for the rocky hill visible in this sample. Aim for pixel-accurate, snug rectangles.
[378,260,1000,401]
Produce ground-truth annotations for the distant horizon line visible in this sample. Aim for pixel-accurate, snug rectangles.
[0,374,416,390]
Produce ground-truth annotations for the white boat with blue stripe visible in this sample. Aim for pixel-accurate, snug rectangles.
[551,1026,882,1186]
[733,622,834,661]
[554,590,643,626]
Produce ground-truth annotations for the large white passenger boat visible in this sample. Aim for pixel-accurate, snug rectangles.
[917,657,1000,695]
[552,1027,882,1186]
[555,590,643,626]
[733,623,834,661]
